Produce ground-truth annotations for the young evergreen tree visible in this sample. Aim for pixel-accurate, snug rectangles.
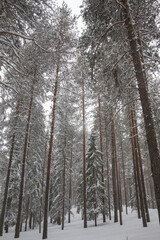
[86,131,106,227]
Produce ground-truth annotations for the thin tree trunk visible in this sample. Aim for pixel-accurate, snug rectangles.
[68,147,72,223]
[105,120,111,220]
[62,136,66,230]
[130,106,147,227]
[39,137,48,234]
[29,213,32,229]
[147,158,155,209]
[42,64,59,239]
[121,0,160,222]
[111,119,118,223]
[25,198,30,232]
[98,95,106,222]
[118,161,123,213]
[128,106,141,219]
[82,74,87,228]
[132,106,150,222]
[0,99,20,236]
[4,197,11,234]
[121,139,128,214]
[112,120,122,225]
[95,215,97,227]
[15,76,35,238]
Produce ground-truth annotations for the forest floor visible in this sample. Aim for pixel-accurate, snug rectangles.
[1,208,160,240]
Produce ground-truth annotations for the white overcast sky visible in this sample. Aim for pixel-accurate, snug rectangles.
[56,0,85,32]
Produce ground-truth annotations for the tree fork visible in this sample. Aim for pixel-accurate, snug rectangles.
[121,0,160,222]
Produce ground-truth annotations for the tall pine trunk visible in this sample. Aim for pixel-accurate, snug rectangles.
[39,137,48,233]
[68,147,72,223]
[111,119,118,223]
[15,76,36,238]
[42,64,59,239]
[130,105,147,227]
[105,120,111,220]
[25,198,30,232]
[128,106,141,219]
[82,75,87,228]
[62,136,66,230]
[132,105,150,222]
[98,95,106,222]
[0,99,20,236]
[113,120,122,225]
[121,139,128,215]
[121,0,160,222]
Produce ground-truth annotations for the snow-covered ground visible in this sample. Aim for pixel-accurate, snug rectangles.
[1,208,160,240]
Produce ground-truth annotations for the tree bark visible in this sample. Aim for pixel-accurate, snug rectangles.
[121,0,160,222]
[42,64,59,239]
[0,99,20,236]
[15,76,35,238]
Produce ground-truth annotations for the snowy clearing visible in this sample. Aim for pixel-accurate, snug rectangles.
[1,208,160,240]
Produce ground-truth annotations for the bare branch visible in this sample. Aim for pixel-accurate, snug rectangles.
[116,0,126,9]
[0,81,18,93]
[143,54,160,64]
[112,50,130,70]
[0,31,33,40]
